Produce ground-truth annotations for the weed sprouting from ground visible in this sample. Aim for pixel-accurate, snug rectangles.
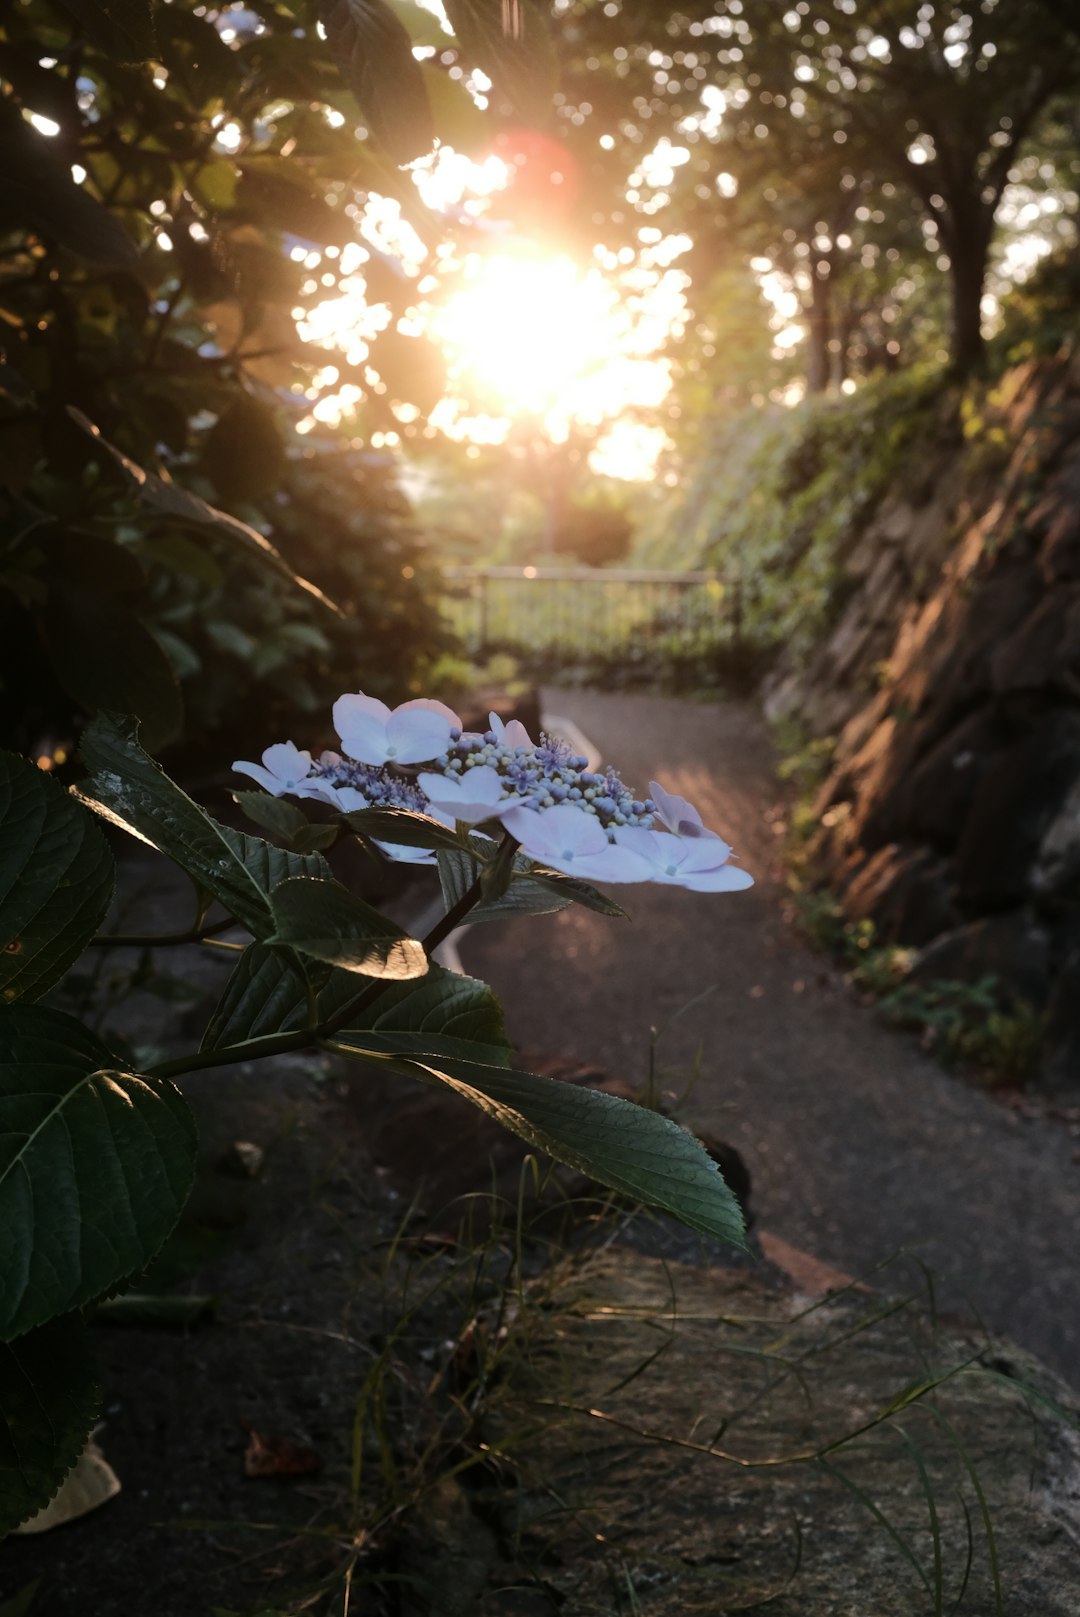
[775,723,1045,1087]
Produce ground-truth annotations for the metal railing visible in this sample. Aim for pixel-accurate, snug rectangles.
[440,565,743,666]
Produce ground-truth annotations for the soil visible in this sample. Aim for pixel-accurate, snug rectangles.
[463,689,1080,1380]
[3,687,1079,1615]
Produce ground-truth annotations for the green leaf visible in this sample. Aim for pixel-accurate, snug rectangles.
[442,0,555,122]
[269,876,428,980]
[0,1313,99,1540]
[436,847,558,923]
[0,752,114,1004]
[201,943,317,1051]
[329,961,510,1063]
[233,790,311,842]
[190,158,238,215]
[345,806,468,853]
[200,396,285,504]
[66,409,342,616]
[329,1045,747,1248]
[233,791,339,855]
[293,823,339,854]
[0,114,137,268]
[518,867,628,920]
[0,1006,198,1340]
[56,0,156,61]
[437,843,626,923]
[40,588,182,753]
[422,63,489,154]
[79,713,330,938]
[319,0,435,164]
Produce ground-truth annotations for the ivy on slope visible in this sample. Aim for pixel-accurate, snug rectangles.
[637,365,950,670]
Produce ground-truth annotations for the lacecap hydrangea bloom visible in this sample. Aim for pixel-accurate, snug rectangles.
[234,693,753,893]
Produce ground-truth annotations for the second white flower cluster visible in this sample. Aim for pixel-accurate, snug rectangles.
[235,693,753,893]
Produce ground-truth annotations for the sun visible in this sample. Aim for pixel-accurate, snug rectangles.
[432,251,624,418]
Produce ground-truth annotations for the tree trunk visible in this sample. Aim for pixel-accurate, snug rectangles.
[806,271,831,395]
[946,217,992,376]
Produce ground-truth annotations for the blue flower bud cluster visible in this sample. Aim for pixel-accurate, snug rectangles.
[436,730,654,835]
[309,755,429,812]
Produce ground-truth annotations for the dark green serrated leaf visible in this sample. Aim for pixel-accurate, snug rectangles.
[329,961,510,1064]
[345,806,468,853]
[436,844,626,923]
[0,752,114,1003]
[234,792,338,855]
[330,1044,746,1249]
[41,588,182,753]
[442,0,555,122]
[0,1313,99,1539]
[437,847,565,923]
[0,1006,198,1340]
[320,0,435,164]
[80,713,330,938]
[269,876,428,980]
[293,823,338,854]
[202,943,318,1051]
[66,409,341,615]
[522,867,627,919]
[233,790,310,842]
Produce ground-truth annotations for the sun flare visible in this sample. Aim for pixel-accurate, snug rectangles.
[432,253,623,416]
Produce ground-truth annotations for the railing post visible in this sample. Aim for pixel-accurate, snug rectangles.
[478,571,489,658]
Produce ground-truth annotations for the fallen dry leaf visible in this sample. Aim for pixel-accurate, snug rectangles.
[243,1426,320,1479]
[14,1440,120,1534]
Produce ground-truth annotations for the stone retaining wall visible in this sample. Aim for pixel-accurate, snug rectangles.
[765,352,1080,1082]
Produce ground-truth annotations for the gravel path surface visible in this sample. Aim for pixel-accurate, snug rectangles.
[461,689,1080,1382]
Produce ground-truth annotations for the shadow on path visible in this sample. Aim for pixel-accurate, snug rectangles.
[462,689,1080,1382]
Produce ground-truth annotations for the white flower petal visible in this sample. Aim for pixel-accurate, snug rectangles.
[260,741,309,781]
[373,840,438,865]
[385,706,455,764]
[489,711,534,749]
[232,760,287,794]
[316,783,366,812]
[648,779,726,841]
[503,802,605,859]
[398,697,461,728]
[614,826,751,890]
[418,765,516,825]
[678,864,755,893]
[502,804,650,883]
[334,693,393,763]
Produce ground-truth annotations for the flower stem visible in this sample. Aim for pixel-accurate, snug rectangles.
[146,834,518,1082]
[89,916,240,949]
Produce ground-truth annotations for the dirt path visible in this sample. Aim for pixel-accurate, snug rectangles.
[461,689,1080,1381]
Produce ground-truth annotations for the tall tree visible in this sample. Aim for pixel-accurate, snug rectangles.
[553,0,1080,376]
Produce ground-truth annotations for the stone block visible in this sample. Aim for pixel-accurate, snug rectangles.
[893,705,1004,849]
[841,843,959,947]
[910,911,1053,1007]
[955,710,1080,908]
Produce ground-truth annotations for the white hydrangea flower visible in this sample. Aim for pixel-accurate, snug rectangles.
[648,780,724,841]
[232,742,319,797]
[416,764,520,825]
[333,692,461,766]
[488,710,534,749]
[501,803,653,884]
[613,825,754,892]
